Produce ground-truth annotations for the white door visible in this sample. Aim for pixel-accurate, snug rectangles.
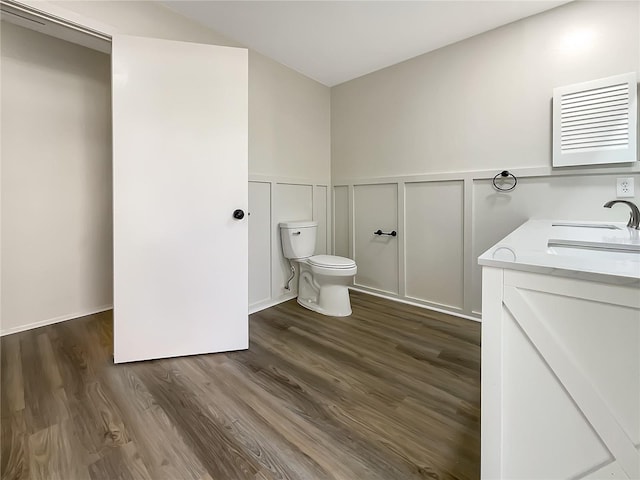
[111,35,248,363]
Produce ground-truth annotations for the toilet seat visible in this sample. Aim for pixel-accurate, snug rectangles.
[305,255,357,276]
[307,255,356,269]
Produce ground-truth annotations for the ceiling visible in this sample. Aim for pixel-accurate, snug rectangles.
[162,1,570,87]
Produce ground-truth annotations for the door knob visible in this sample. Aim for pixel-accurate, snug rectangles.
[232,209,245,220]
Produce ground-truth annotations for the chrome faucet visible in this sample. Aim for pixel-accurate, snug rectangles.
[604,200,640,229]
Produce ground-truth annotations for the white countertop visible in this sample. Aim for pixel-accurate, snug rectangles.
[478,219,640,284]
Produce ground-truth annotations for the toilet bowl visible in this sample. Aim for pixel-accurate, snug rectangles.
[280,221,357,317]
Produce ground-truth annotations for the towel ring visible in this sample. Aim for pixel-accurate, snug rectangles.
[492,170,517,192]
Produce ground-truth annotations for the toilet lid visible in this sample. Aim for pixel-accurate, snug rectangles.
[308,255,356,268]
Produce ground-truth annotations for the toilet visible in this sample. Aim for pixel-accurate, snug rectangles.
[280,220,357,317]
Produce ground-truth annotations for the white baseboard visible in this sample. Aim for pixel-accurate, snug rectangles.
[1,290,478,337]
[248,288,482,323]
[349,287,481,323]
[249,293,297,315]
[0,305,114,337]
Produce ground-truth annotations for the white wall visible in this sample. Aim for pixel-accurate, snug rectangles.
[43,0,331,180]
[250,53,331,180]
[1,22,113,334]
[2,1,331,333]
[332,1,639,178]
[331,1,640,319]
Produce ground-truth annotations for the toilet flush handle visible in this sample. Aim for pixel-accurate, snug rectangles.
[292,231,301,236]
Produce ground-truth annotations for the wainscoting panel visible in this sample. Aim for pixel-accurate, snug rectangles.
[248,177,330,314]
[275,184,314,224]
[405,181,464,310]
[333,185,349,258]
[248,181,271,306]
[354,183,399,294]
[314,185,328,255]
[334,168,638,321]
[272,183,313,300]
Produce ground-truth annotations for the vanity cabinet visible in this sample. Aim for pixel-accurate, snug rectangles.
[479,220,640,479]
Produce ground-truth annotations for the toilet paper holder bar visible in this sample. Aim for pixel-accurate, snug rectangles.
[374,229,397,237]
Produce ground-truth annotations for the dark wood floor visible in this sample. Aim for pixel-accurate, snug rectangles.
[1,291,481,480]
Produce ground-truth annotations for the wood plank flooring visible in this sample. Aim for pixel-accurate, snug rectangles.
[1,291,481,480]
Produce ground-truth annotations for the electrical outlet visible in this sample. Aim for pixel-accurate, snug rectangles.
[617,177,635,198]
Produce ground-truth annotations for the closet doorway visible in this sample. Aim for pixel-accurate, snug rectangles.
[0,1,249,363]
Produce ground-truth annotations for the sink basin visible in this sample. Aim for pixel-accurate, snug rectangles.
[552,222,622,230]
[548,221,640,254]
[547,238,640,253]
[546,246,639,264]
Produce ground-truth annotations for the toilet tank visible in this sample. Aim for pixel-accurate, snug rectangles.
[279,221,318,259]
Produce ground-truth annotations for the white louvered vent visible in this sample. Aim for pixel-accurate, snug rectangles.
[553,72,637,167]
